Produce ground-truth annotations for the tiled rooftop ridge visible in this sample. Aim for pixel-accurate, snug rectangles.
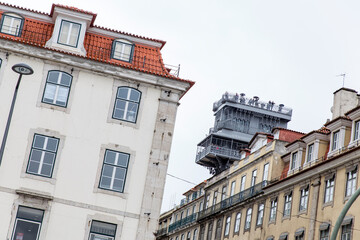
[0,6,194,87]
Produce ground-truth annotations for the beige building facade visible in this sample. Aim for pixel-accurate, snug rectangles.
[157,88,360,240]
[0,3,193,240]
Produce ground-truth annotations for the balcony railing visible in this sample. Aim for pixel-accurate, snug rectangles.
[168,213,198,232]
[155,227,168,237]
[196,145,241,163]
[198,181,267,220]
[213,92,292,116]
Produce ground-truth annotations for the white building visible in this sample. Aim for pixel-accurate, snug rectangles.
[0,3,193,240]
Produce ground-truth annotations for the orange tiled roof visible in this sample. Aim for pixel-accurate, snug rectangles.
[0,4,194,89]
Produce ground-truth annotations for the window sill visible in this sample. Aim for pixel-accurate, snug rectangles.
[282,215,291,222]
[268,220,276,226]
[322,201,333,209]
[37,101,70,114]
[298,210,308,216]
[93,187,128,200]
[21,172,56,185]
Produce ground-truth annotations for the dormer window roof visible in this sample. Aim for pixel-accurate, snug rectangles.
[46,5,97,55]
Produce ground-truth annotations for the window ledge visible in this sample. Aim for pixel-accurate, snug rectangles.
[322,201,333,209]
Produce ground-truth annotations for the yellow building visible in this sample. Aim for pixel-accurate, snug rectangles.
[157,88,360,240]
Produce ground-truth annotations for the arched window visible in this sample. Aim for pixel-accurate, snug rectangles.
[112,87,141,123]
[0,12,24,36]
[234,212,241,233]
[42,71,73,107]
[193,229,198,240]
[187,231,191,240]
[111,39,134,62]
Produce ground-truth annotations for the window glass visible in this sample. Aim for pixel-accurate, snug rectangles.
[42,71,73,107]
[291,152,298,170]
[257,203,264,225]
[320,228,329,240]
[245,208,252,230]
[341,223,351,240]
[89,220,117,240]
[324,177,334,203]
[99,149,130,193]
[224,217,231,236]
[234,213,241,233]
[0,14,23,36]
[283,193,292,216]
[58,20,81,47]
[112,87,141,123]
[192,229,198,240]
[269,198,277,221]
[299,187,309,211]
[112,39,134,62]
[354,120,360,141]
[27,134,59,178]
[346,169,357,197]
[307,144,314,162]
[332,131,339,151]
[12,206,44,240]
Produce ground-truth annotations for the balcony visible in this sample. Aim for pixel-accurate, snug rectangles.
[196,135,244,168]
[168,213,198,232]
[155,227,168,238]
[198,181,267,220]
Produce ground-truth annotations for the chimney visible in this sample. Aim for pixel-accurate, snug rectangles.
[330,88,358,119]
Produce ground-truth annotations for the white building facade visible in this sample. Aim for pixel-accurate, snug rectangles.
[0,3,193,240]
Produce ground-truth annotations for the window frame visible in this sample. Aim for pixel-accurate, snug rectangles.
[244,208,252,230]
[41,70,73,108]
[290,152,298,170]
[112,87,141,123]
[307,143,314,162]
[332,130,340,151]
[283,192,292,217]
[192,229,198,240]
[354,120,360,141]
[299,186,309,212]
[11,206,45,240]
[345,168,357,197]
[341,222,352,240]
[256,203,264,226]
[57,19,81,48]
[0,13,24,37]
[26,134,60,178]
[224,216,231,237]
[111,39,135,63]
[269,198,277,222]
[234,212,241,234]
[89,220,117,240]
[98,149,130,193]
[324,176,335,203]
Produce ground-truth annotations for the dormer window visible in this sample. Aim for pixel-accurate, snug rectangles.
[58,20,81,47]
[332,130,340,151]
[0,13,24,37]
[111,39,134,63]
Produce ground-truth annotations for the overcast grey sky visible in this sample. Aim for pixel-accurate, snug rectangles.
[6,0,360,212]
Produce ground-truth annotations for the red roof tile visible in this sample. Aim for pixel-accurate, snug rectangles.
[0,8,194,92]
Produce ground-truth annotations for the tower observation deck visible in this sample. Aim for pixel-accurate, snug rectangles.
[195,92,292,175]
